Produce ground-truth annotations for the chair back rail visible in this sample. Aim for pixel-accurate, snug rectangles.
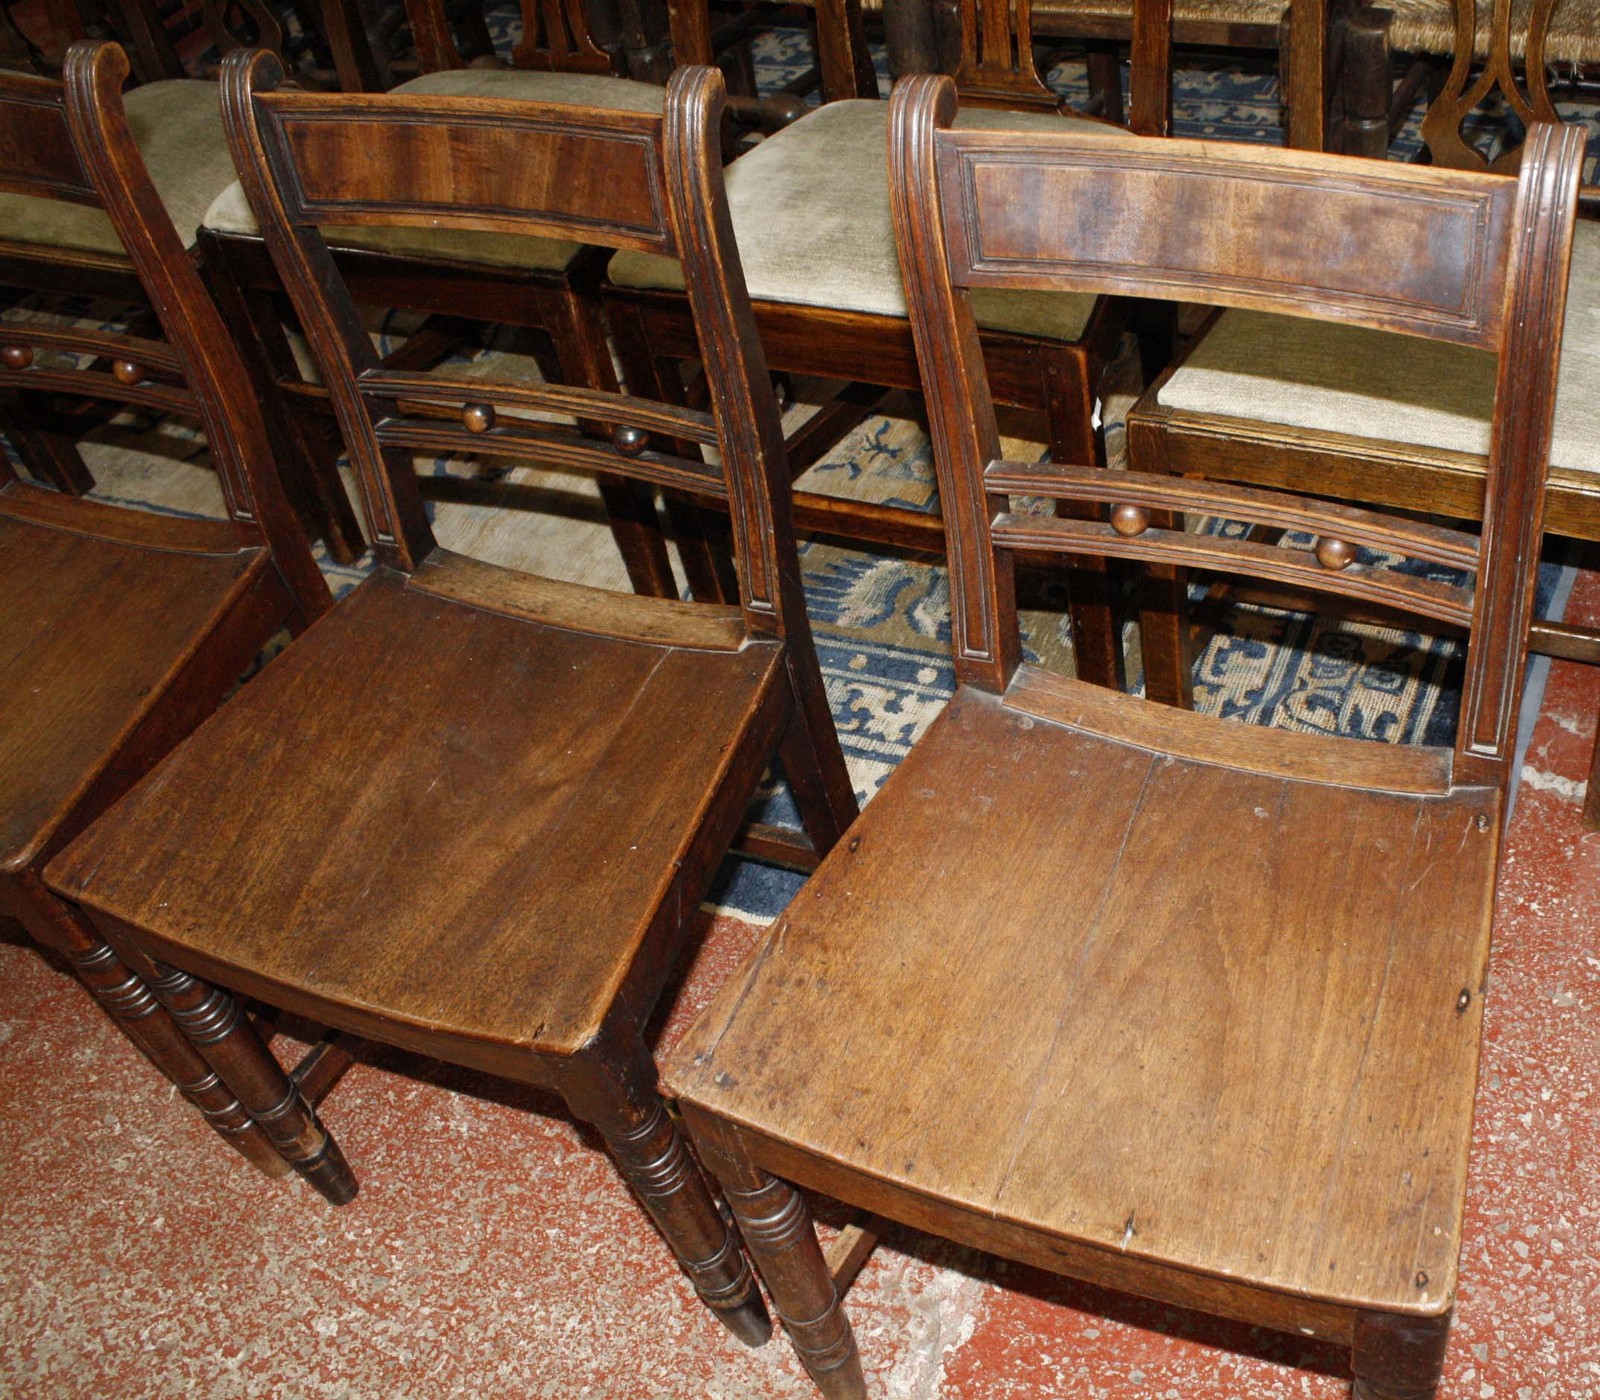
[0,45,330,617]
[219,51,806,644]
[405,0,615,75]
[889,72,1582,789]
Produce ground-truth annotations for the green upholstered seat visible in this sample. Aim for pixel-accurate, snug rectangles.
[0,80,239,257]
[1156,219,1600,476]
[202,69,663,273]
[607,98,1106,343]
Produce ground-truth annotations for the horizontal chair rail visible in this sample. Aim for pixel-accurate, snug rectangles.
[989,514,1477,627]
[0,323,183,377]
[0,363,194,415]
[362,369,721,445]
[984,461,1483,571]
[374,416,730,499]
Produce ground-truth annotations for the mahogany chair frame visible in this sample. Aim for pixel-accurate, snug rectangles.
[605,0,1173,690]
[200,0,689,595]
[662,76,1581,1399]
[1126,0,1600,806]
[46,55,857,1336]
[0,43,335,1183]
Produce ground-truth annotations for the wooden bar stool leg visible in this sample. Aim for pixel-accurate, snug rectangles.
[9,874,290,1178]
[107,935,358,1206]
[1351,1310,1451,1400]
[685,1108,866,1399]
[560,1045,771,1346]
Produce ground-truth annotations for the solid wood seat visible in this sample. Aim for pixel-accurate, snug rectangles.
[671,672,1492,1319]
[662,79,1582,1399]
[0,487,276,871]
[48,553,787,1069]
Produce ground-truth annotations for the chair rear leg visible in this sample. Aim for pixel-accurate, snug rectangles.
[1351,1309,1451,1400]
[559,1042,772,1347]
[683,1106,866,1399]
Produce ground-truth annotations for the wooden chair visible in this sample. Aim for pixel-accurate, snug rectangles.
[0,42,334,1183]
[606,0,1174,689]
[661,75,1581,1399]
[1126,0,1600,808]
[198,0,701,596]
[0,7,361,554]
[46,54,858,1334]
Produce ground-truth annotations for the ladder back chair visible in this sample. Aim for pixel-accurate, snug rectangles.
[0,42,332,1183]
[1127,0,1600,810]
[197,0,694,596]
[662,75,1581,1399]
[605,0,1173,690]
[46,55,857,1335]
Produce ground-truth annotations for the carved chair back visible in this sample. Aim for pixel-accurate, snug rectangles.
[0,44,325,606]
[1422,0,1573,172]
[219,50,810,643]
[954,0,1172,134]
[406,0,618,74]
[890,72,1582,790]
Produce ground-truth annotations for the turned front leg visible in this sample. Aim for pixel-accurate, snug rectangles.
[683,1106,865,1400]
[107,935,357,1206]
[12,877,287,1178]
[560,1045,771,1347]
[1352,1309,1452,1400]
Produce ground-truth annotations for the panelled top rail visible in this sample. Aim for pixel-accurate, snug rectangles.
[254,91,676,255]
[935,129,1519,348]
[0,70,94,204]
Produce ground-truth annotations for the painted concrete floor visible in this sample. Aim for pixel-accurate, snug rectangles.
[4,579,1598,1399]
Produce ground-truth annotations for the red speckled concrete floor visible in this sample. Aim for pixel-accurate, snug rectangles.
[4,581,1598,1399]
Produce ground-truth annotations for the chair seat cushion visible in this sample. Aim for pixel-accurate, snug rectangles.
[0,80,240,257]
[202,69,664,274]
[0,488,268,869]
[666,675,1494,1313]
[608,99,1102,342]
[1380,0,1600,64]
[1156,218,1600,477]
[46,556,784,1069]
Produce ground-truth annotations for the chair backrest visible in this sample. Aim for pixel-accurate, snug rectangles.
[218,50,809,644]
[0,42,327,611]
[953,0,1172,134]
[889,72,1582,791]
[1421,0,1568,173]
[406,0,617,75]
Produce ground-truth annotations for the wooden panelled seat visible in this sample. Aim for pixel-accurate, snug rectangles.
[46,56,856,1337]
[1150,222,1600,530]
[0,78,235,254]
[0,43,333,1183]
[660,75,1582,1400]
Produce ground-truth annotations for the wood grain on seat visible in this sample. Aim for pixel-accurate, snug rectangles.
[50,559,787,1071]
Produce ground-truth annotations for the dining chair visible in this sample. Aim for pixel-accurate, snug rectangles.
[197,0,707,597]
[46,53,858,1336]
[0,42,334,1182]
[1125,0,1600,808]
[661,74,1581,1398]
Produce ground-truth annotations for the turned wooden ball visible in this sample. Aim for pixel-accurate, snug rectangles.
[1314,536,1357,570]
[1,344,33,371]
[462,402,495,434]
[1110,502,1151,537]
[612,425,649,457]
[111,359,145,385]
